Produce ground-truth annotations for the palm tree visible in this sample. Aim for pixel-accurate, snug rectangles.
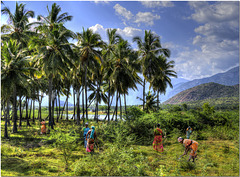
[110,39,141,120]
[32,23,75,129]
[33,3,73,129]
[150,55,177,107]
[1,39,34,133]
[133,30,170,110]
[102,29,121,121]
[37,3,72,30]
[76,28,104,120]
[137,91,158,113]
[1,2,35,47]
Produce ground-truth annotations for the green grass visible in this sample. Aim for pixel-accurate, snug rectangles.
[1,118,239,176]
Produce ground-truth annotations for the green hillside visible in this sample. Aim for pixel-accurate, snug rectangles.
[164,83,239,105]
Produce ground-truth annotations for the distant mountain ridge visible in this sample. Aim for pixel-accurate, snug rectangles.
[167,66,239,99]
[164,82,239,104]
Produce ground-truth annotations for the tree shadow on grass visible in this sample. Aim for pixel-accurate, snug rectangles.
[1,156,31,176]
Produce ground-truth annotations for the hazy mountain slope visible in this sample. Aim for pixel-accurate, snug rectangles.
[167,66,239,99]
[164,82,239,104]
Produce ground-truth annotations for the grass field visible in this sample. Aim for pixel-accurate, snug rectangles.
[1,119,239,176]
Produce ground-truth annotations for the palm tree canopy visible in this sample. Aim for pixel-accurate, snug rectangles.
[37,3,72,28]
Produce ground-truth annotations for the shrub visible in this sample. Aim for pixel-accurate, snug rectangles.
[73,145,148,176]
[50,128,78,169]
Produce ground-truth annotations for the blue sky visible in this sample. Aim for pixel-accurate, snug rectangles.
[1,1,239,106]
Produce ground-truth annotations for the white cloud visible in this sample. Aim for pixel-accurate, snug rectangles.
[135,12,160,26]
[117,26,142,38]
[170,1,240,80]
[188,1,239,25]
[113,3,160,26]
[141,1,174,8]
[94,0,109,4]
[89,24,143,44]
[113,4,134,21]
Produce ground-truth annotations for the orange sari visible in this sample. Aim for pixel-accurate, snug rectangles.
[41,121,46,134]
[153,128,163,152]
[183,139,198,157]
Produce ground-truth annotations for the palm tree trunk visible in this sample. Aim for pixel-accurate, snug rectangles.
[26,97,31,126]
[4,99,10,139]
[143,79,145,110]
[73,89,76,120]
[52,90,55,125]
[76,89,80,125]
[108,81,110,122]
[58,94,61,121]
[12,85,18,133]
[124,93,127,116]
[85,62,88,120]
[29,100,32,122]
[82,85,85,120]
[157,89,160,108]
[55,96,58,122]
[48,76,53,129]
[33,100,35,123]
[19,95,22,127]
[115,90,118,121]
[60,98,67,120]
[120,93,122,120]
[66,95,69,121]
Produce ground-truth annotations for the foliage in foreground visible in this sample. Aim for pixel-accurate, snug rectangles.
[1,105,239,176]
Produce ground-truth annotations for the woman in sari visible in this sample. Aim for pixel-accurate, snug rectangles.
[40,119,46,135]
[178,137,198,162]
[86,126,97,153]
[153,123,163,152]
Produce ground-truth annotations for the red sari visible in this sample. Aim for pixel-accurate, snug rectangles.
[153,128,163,152]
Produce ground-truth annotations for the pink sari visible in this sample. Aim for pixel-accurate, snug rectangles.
[153,128,163,152]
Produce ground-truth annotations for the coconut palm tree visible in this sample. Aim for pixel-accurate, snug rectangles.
[1,2,35,47]
[37,2,72,30]
[110,39,141,120]
[1,39,35,133]
[150,55,177,107]
[76,28,104,120]
[102,29,122,121]
[31,23,75,129]
[137,91,158,113]
[133,30,170,110]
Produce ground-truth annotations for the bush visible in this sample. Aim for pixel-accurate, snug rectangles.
[73,144,148,176]
[50,128,78,169]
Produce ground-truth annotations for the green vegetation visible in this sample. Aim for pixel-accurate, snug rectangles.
[1,104,239,176]
[1,2,239,176]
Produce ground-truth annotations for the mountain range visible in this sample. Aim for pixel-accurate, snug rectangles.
[164,82,239,104]
[165,66,239,100]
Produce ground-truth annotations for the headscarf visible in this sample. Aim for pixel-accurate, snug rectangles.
[178,137,183,143]
[90,126,95,139]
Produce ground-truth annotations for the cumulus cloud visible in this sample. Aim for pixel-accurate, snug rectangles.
[89,24,143,44]
[94,0,109,4]
[189,1,239,25]
[141,1,174,8]
[113,4,134,21]
[113,3,160,26]
[135,12,160,26]
[171,1,239,80]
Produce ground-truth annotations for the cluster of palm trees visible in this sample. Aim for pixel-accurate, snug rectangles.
[1,2,177,139]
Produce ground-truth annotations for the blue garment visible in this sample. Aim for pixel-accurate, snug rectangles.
[186,128,192,139]
[83,127,90,148]
[90,126,95,139]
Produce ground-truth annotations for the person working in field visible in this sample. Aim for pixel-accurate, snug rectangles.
[40,119,46,135]
[186,126,193,139]
[153,123,164,152]
[178,137,198,162]
[86,126,97,153]
[83,122,90,148]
